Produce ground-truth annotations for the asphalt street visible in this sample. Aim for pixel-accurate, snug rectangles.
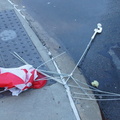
[11,0,120,119]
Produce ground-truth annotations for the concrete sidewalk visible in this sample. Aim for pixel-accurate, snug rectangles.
[0,0,102,120]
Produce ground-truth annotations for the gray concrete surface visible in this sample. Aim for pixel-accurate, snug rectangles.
[0,84,76,120]
[0,0,102,120]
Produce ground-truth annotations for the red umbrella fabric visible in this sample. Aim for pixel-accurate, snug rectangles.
[0,65,47,96]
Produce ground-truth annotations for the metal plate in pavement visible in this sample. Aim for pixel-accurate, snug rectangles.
[0,9,45,69]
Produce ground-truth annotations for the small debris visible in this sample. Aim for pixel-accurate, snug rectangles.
[91,80,99,87]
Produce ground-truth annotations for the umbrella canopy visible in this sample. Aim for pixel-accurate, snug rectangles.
[0,65,47,96]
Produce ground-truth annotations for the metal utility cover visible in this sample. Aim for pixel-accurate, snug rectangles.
[0,9,45,69]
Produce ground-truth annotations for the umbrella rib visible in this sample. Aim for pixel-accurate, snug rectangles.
[37,70,64,84]
[36,52,66,69]
[69,77,120,96]
[10,52,29,64]
[70,76,92,99]
[73,92,120,97]
[73,96,120,101]
[0,89,8,93]
[77,78,120,96]
[38,69,69,77]
[13,52,29,64]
